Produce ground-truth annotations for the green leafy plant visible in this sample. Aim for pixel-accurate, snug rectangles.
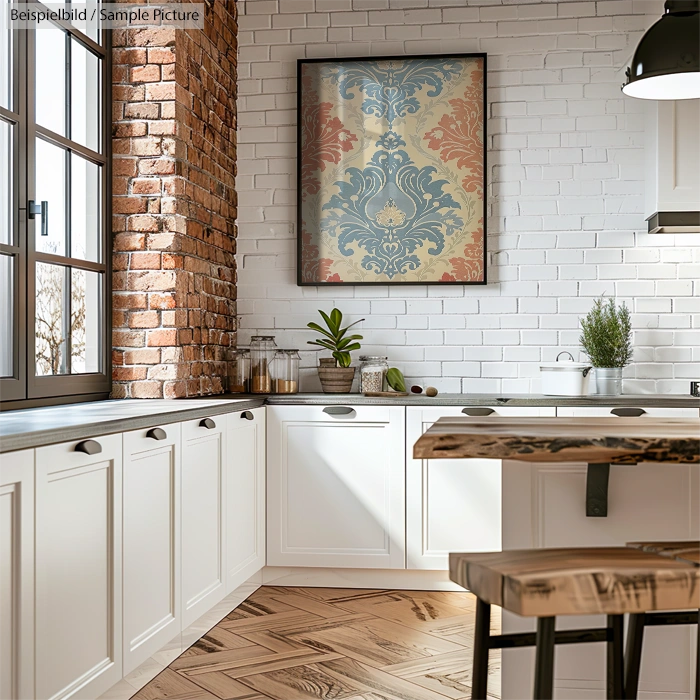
[307,309,364,368]
[579,297,633,368]
[386,368,407,393]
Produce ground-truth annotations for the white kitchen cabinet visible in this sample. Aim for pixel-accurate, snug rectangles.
[646,99,700,220]
[181,413,227,628]
[267,404,406,569]
[225,407,266,593]
[122,424,181,675]
[35,434,123,700]
[502,406,700,700]
[0,449,34,700]
[406,406,556,570]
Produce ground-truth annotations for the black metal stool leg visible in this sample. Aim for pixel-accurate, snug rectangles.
[607,614,624,699]
[471,598,491,700]
[625,613,645,699]
[695,609,699,700]
[534,616,556,700]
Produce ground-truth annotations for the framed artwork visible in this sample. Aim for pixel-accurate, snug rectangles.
[297,53,487,286]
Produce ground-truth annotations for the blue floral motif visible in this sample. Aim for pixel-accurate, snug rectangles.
[320,59,464,127]
[375,130,405,150]
[321,148,464,279]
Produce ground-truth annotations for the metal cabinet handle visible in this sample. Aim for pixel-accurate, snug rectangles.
[462,407,496,417]
[29,200,49,237]
[322,406,357,418]
[199,418,216,429]
[146,427,167,440]
[611,408,646,417]
[241,411,254,420]
[74,439,102,455]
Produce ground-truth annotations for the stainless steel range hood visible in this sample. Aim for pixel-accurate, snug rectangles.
[647,211,700,233]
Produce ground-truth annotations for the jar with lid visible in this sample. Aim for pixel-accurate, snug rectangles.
[250,335,276,393]
[272,350,300,394]
[226,348,251,393]
[359,356,388,393]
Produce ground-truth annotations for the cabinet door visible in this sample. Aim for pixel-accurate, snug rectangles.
[122,424,181,675]
[181,414,227,628]
[267,405,405,569]
[0,450,34,700]
[225,407,265,593]
[35,434,122,700]
[406,406,556,570]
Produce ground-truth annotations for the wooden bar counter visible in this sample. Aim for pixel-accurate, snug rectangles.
[412,415,700,699]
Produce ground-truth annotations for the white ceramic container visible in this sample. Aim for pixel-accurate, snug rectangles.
[540,352,593,396]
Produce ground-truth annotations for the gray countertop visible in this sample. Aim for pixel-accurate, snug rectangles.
[0,398,265,453]
[1,393,698,453]
[227,392,700,408]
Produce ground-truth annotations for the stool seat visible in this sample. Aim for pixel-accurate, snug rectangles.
[627,540,700,565]
[449,547,700,617]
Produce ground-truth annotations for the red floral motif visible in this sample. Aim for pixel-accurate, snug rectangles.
[442,221,484,282]
[423,64,484,196]
[300,226,339,283]
[300,71,358,200]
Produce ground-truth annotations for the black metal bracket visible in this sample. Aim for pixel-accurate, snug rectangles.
[586,463,610,517]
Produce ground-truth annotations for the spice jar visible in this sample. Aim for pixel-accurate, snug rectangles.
[226,348,251,393]
[272,349,300,394]
[250,335,276,393]
[359,356,388,393]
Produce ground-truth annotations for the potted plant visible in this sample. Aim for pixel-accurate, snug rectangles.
[307,309,364,393]
[579,297,633,396]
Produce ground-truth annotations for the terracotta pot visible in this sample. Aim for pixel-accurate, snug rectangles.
[318,366,356,393]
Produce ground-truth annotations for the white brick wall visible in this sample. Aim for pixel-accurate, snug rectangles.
[236,0,700,394]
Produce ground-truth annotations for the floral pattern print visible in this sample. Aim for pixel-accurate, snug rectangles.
[300,57,485,284]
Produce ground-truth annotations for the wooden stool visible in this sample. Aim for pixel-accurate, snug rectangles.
[450,547,700,700]
[624,541,700,700]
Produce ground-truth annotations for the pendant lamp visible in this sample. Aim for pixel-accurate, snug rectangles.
[622,0,700,99]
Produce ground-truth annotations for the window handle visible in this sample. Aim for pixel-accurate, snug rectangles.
[29,200,49,237]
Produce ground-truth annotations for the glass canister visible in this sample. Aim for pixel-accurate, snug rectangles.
[226,348,251,393]
[272,349,300,394]
[250,335,276,393]
[359,356,388,393]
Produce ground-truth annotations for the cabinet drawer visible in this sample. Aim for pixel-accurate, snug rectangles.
[557,406,699,418]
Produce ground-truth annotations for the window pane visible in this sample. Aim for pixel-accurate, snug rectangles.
[71,39,101,152]
[70,1,102,50]
[71,268,101,374]
[71,154,101,262]
[35,262,68,376]
[35,23,66,136]
[0,0,11,110]
[0,254,12,377]
[35,139,66,256]
[0,118,11,245]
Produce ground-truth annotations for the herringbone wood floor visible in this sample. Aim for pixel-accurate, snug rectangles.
[132,586,501,700]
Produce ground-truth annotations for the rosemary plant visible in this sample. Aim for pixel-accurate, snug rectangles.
[579,297,633,368]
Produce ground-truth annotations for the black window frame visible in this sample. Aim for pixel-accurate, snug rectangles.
[0,2,112,410]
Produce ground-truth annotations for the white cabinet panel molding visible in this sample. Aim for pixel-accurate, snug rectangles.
[122,424,181,675]
[0,449,34,700]
[267,405,406,569]
[35,434,123,700]
[225,407,266,594]
[181,414,227,628]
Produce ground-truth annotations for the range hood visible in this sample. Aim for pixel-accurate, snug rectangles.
[647,211,700,234]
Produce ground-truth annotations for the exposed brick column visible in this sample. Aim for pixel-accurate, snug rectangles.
[112,3,238,399]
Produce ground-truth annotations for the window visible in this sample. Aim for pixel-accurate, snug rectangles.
[0,2,111,407]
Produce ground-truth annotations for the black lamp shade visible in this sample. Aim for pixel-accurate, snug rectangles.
[622,0,700,99]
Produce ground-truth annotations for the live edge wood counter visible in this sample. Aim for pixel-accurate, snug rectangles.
[413,416,700,465]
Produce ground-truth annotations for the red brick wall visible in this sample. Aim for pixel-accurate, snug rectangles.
[112,3,238,398]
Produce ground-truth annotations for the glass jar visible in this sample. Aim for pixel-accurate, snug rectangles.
[250,335,276,393]
[226,348,251,393]
[359,356,388,393]
[272,350,300,394]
